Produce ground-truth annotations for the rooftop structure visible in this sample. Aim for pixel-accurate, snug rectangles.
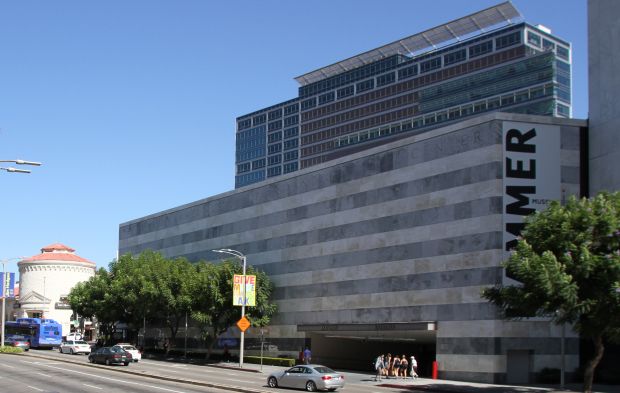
[234,2,572,189]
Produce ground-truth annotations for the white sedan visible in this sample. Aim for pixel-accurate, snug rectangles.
[112,343,142,362]
[267,365,345,392]
[59,340,91,355]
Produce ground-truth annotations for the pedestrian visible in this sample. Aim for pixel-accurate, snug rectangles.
[399,355,408,379]
[392,354,401,378]
[385,353,392,378]
[374,354,384,381]
[410,355,418,379]
[303,346,312,364]
[163,338,169,353]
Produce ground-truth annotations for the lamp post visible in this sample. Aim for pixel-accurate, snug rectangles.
[212,248,247,368]
[1,159,40,345]
[0,159,42,174]
[1,257,23,347]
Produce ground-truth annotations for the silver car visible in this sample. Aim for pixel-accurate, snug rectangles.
[267,365,345,392]
[59,340,91,355]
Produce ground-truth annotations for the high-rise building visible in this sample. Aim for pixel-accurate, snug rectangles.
[235,2,572,188]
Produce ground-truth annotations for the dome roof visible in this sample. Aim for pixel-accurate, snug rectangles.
[21,243,95,265]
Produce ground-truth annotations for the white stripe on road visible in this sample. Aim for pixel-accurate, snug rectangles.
[36,372,51,377]
[27,386,43,392]
[0,364,15,368]
[83,384,103,390]
[40,364,191,393]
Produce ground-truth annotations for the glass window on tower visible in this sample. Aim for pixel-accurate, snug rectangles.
[284,103,299,115]
[557,46,570,61]
[527,31,541,47]
[420,57,441,73]
[268,109,282,121]
[469,40,493,58]
[356,79,374,93]
[495,31,521,49]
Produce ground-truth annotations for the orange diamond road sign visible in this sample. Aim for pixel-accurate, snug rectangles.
[237,316,251,332]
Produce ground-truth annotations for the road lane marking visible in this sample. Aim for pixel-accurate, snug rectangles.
[36,372,51,377]
[40,364,191,393]
[83,384,103,390]
[27,386,43,391]
[0,364,15,369]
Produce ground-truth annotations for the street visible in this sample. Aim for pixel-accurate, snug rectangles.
[2,350,617,393]
[1,350,391,393]
[0,354,235,393]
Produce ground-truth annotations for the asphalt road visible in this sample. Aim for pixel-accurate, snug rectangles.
[2,349,401,393]
[0,354,235,393]
[6,349,611,393]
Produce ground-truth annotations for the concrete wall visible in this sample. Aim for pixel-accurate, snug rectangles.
[588,0,620,194]
[119,112,585,383]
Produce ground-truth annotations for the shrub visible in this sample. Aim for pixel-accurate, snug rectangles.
[244,356,295,367]
[536,367,560,384]
[0,346,23,354]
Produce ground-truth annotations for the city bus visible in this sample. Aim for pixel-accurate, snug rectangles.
[4,318,62,348]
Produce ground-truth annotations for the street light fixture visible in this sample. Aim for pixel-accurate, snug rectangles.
[1,159,40,345]
[1,257,24,347]
[0,159,42,175]
[212,248,247,368]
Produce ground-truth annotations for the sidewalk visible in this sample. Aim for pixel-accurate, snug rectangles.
[197,359,619,393]
[214,360,619,393]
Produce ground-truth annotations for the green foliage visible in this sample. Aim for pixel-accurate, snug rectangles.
[190,259,277,357]
[244,355,295,367]
[483,192,620,339]
[68,268,123,344]
[483,192,620,391]
[67,250,278,354]
[0,346,24,353]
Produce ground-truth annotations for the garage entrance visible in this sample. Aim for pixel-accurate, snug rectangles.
[298,322,437,376]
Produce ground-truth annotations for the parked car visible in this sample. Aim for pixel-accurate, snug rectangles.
[112,343,141,362]
[59,340,91,355]
[88,347,132,366]
[65,333,83,341]
[4,338,30,351]
[267,365,345,392]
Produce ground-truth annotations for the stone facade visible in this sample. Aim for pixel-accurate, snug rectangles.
[588,0,620,194]
[119,112,586,383]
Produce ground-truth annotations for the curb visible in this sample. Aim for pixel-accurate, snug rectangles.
[17,352,270,393]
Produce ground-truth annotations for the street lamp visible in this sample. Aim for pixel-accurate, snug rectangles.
[0,159,42,174]
[212,248,247,368]
[1,257,24,347]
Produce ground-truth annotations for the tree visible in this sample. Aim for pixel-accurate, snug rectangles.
[149,254,195,352]
[190,259,277,359]
[68,268,125,345]
[107,252,160,345]
[483,192,620,393]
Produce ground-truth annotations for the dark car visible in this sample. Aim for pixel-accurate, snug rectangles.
[4,338,30,351]
[88,346,132,366]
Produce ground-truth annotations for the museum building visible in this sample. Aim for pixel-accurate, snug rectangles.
[119,111,586,383]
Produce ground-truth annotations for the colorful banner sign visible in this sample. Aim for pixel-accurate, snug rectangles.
[233,274,256,306]
[0,272,16,298]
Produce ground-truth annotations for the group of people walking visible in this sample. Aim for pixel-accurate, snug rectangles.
[374,353,418,381]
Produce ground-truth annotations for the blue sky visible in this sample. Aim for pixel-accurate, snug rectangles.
[0,0,588,274]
